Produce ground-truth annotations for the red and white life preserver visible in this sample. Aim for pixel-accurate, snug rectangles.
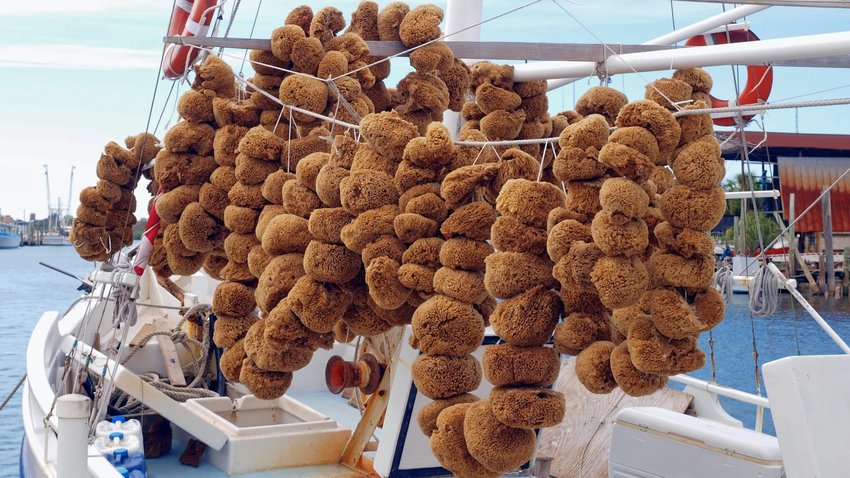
[684,29,774,127]
[162,0,219,79]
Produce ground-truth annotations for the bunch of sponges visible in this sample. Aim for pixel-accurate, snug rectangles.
[71,133,160,261]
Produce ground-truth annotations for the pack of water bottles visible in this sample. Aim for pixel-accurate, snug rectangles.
[94,416,147,478]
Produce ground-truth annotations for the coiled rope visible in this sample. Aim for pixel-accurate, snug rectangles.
[712,262,735,304]
[748,264,782,318]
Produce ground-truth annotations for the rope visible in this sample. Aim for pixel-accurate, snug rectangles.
[111,373,218,415]
[712,262,735,304]
[218,0,241,55]
[749,263,782,318]
[673,97,850,117]
[0,374,26,412]
[238,0,264,75]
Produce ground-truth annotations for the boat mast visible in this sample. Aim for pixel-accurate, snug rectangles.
[66,166,75,229]
[43,164,52,230]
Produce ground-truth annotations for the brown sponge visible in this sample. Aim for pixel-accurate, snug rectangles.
[359,111,419,160]
[412,354,482,400]
[240,358,293,400]
[695,287,724,332]
[339,170,399,215]
[546,219,592,263]
[281,179,323,218]
[648,252,714,290]
[397,263,435,292]
[463,400,537,474]
[440,201,497,241]
[235,154,278,185]
[315,164,349,207]
[599,177,650,219]
[484,252,556,299]
[220,340,247,382]
[199,183,230,221]
[433,267,487,305]
[402,237,443,268]
[404,193,447,223]
[156,185,201,224]
[439,238,493,272]
[489,386,566,429]
[482,344,560,388]
[590,210,649,257]
[553,312,613,357]
[430,403,500,478]
[615,100,681,164]
[628,318,705,374]
[575,86,628,125]
[591,255,648,310]
[264,298,333,350]
[610,342,668,397]
[394,213,438,244]
[365,256,410,310]
[654,222,715,259]
[223,205,259,235]
[490,286,560,347]
[340,204,399,254]
[565,179,604,221]
[262,170,294,205]
[178,202,224,253]
[670,137,725,191]
[247,244,272,278]
[308,207,352,244]
[255,205,288,240]
[410,295,484,356]
[496,179,564,229]
[418,393,479,437]
[261,214,311,255]
[213,314,259,349]
[303,240,361,283]
[224,233,260,263]
[255,253,305,314]
[489,216,549,257]
[213,282,257,317]
[575,341,618,394]
[647,288,703,339]
[288,276,350,333]
[361,234,406,266]
[295,152,330,192]
[229,182,266,209]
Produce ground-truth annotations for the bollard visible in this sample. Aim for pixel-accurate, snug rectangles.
[56,394,91,478]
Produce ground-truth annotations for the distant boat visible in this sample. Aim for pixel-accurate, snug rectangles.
[0,223,21,249]
[41,231,72,247]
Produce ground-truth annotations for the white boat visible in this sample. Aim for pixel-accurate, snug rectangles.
[0,223,21,249]
[19,1,850,477]
[41,232,72,247]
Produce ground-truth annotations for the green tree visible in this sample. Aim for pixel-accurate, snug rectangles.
[723,211,780,253]
[722,173,772,216]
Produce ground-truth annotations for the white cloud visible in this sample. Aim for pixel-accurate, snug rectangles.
[0,0,170,17]
[0,45,160,70]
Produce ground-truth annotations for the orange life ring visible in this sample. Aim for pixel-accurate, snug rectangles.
[162,0,219,79]
[684,29,773,127]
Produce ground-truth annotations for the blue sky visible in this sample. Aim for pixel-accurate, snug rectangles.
[2,0,850,220]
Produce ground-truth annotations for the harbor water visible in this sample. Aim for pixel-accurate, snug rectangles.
[1,246,850,475]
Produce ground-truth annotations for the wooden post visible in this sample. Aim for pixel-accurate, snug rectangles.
[823,186,835,293]
[818,253,827,295]
[843,246,850,296]
[789,193,798,279]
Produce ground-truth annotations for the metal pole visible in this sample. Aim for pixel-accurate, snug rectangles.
[823,185,835,293]
[56,394,91,478]
[442,0,483,139]
[548,4,769,90]
[789,193,797,279]
[516,30,850,82]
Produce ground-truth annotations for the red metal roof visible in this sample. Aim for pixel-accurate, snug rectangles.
[754,132,850,151]
[779,156,850,233]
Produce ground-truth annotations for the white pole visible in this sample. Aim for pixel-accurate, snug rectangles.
[56,394,91,478]
[670,374,770,408]
[768,263,850,354]
[516,30,850,82]
[546,4,769,90]
[443,0,483,139]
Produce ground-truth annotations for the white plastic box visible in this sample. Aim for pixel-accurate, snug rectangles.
[179,394,352,474]
[609,407,784,478]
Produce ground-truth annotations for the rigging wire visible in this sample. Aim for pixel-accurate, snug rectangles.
[239,0,264,76]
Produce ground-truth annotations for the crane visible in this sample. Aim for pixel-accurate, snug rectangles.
[43,164,52,229]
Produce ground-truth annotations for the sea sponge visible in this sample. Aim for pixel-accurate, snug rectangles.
[228,182,266,209]
[418,393,479,437]
[439,202,496,242]
[553,312,612,356]
[482,344,560,388]
[220,340,248,382]
[124,132,161,165]
[164,121,215,155]
[251,337,314,373]
[470,61,514,90]
[599,177,650,220]
[238,126,284,161]
[463,400,537,474]
[178,202,224,252]
[398,263,435,292]
[223,205,258,235]
[280,180,323,218]
[409,41,453,72]
[167,250,207,276]
[96,154,133,186]
[591,210,649,257]
[341,300,393,337]
[628,318,706,374]
[440,164,501,209]
[410,295,484,356]
[213,282,257,317]
[609,126,660,163]
[285,4,313,34]
[402,237,443,267]
[255,205,288,239]
[213,314,258,349]
[402,122,453,168]
[648,252,715,290]
[490,285,560,347]
[199,183,230,221]
[224,233,260,263]
[235,154,278,185]
[476,83,522,114]
[404,192,447,223]
[365,256,409,310]
[694,287,725,332]
[315,164,349,207]
[615,100,682,164]
[647,288,704,339]
[565,179,604,221]
[351,144,398,177]
[264,299,333,350]
[575,86,628,125]
[213,98,261,128]
[673,67,713,93]
[546,219,592,263]
[261,214,311,255]
[308,207,352,244]
[318,50,349,80]
[432,267,487,304]
[412,354,481,400]
[359,111,419,160]
[303,240,361,283]
[398,4,442,48]
[560,113,609,150]
[177,89,215,124]
[157,185,201,224]
[575,341,618,394]
[590,254,648,309]
[488,216,546,257]
[676,101,715,145]
[239,358,293,400]
[295,152,330,192]
[193,55,236,97]
[670,136,724,190]
[377,2,409,41]
[484,252,556,299]
[394,160,440,193]
[439,237,493,272]
[610,342,668,396]
[520,93,549,121]
[339,170,399,215]
[278,75,329,122]
[479,109,526,141]
[255,253,305,314]
[203,250,229,280]
[645,78,693,110]
[75,205,107,227]
[247,244,272,278]
[553,145,608,182]
[489,386,566,429]
[496,179,564,229]
[654,222,715,258]
[219,260,255,282]
[340,204,398,253]
[612,303,651,337]
[288,276,350,333]
[361,234,406,266]
[394,213,438,244]
[430,403,500,478]
[598,143,654,182]
[210,165,238,190]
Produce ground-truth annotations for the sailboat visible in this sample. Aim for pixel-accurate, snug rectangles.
[19,1,850,477]
[42,166,74,247]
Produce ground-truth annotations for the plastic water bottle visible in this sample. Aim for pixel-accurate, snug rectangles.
[96,416,144,447]
[106,448,147,474]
